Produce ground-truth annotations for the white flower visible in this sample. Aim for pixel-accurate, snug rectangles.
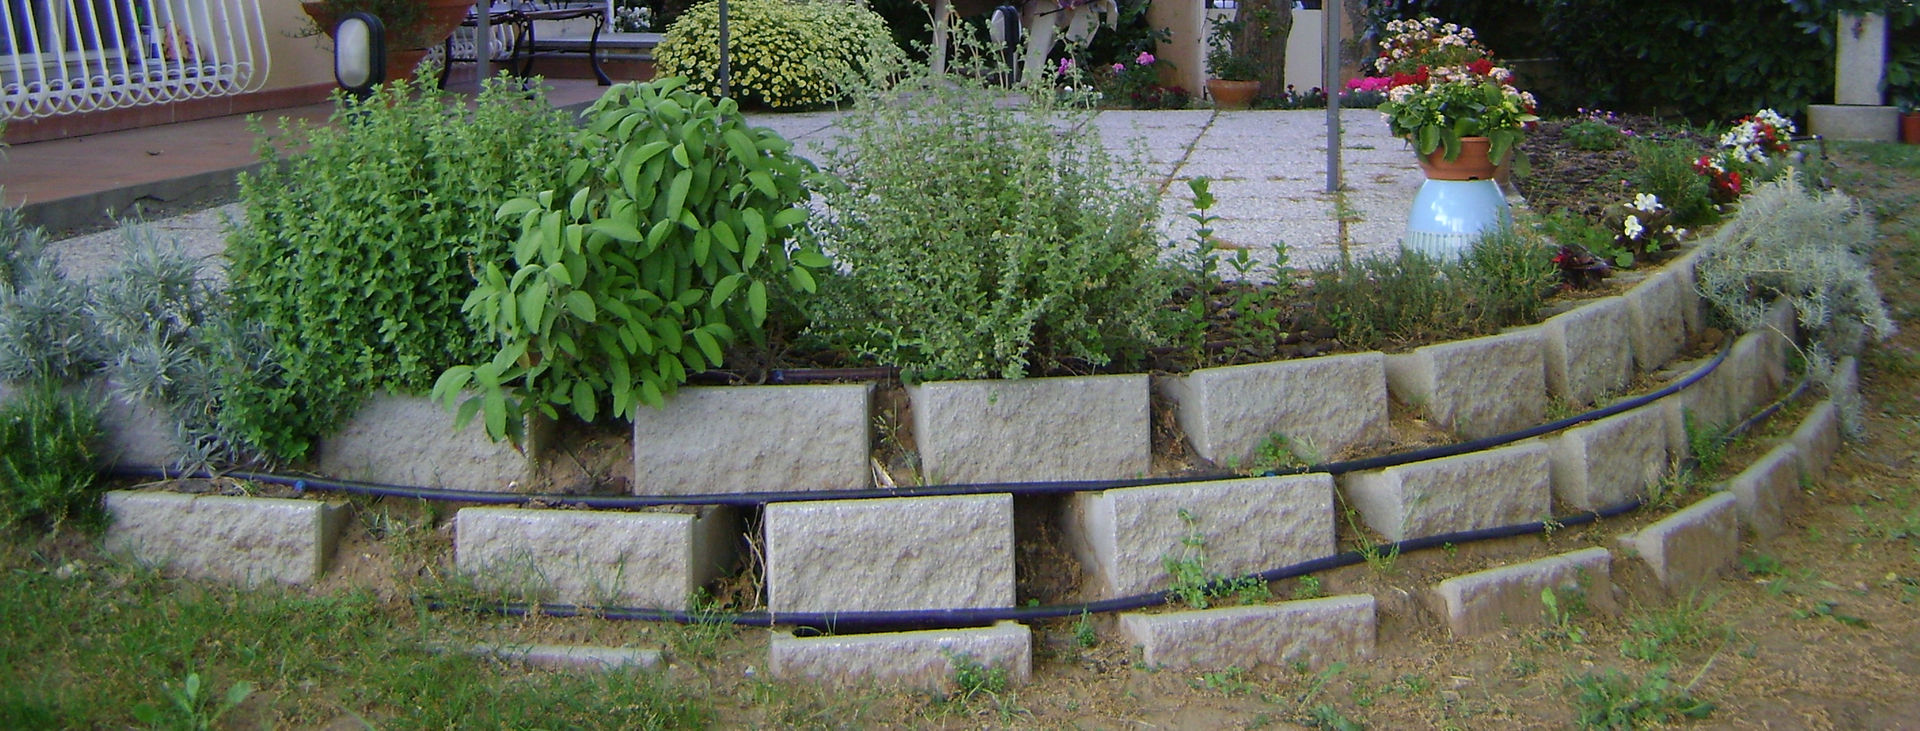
[1630,193,1663,213]
[1662,225,1687,240]
[1623,215,1644,240]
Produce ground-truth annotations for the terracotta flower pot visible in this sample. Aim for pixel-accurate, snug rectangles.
[1902,112,1920,145]
[1417,136,1508,181]
[1206,79,1260,110]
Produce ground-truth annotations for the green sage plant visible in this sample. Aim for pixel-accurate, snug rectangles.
[0,378,103,532]
[805,43,1169,381]
[226,76,581,460]
[436,79,824,442]
[1308,228,1554,349]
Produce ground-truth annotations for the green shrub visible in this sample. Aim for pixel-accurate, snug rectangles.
[1308,230,1552,350]
[804,52,1169,381]
[435,80,823,442]
[1458,225,1558,325]
[653,0,899,110]
[1627,138,1717,226]
[0,379,102,533]
[1697,174,1893,437]
[226,76,581,460]
[0,207,101,384]
[1563,118,1625,151]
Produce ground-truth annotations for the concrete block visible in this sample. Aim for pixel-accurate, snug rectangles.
[910,375,1149,483]
[1339,440,1551,542]
[1431,547,1616,637]
[455,506,739,609]
[95,390,179,470]
[1120,595,1375,671]
[1163,352,1388,467]
[1807,104,1898,142]
[1538,296,1635,406]
[320,393,530,492]
[1667,245,1708,336]
[1625,268,1691,372]
[1790,400,1841,483]
[1728,443,1801,539]
[1385,329,1546,440]
[1722,332,1776,422]
[468,644,663,671]
[630,384,872,495]
[769,622,1032,690]
[1617,492,1739,593]
[1548,406,1669,511]
[1065,474,1333,598]
[765,494,1013,612]
[1661,360,1725,458]
[104,491,349,586]
[1832,356,1863,439]
[1765,298,1799,377]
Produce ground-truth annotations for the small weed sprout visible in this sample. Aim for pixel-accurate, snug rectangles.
[1539,586,1588,646]
[1073,610,1099,649]
[131,671,253,731]
[1566,668,1716,728]
[1341,508,1400,575]
[944,651,1010,704]
[1291,575,1325,601]
[1161,508,1271,609]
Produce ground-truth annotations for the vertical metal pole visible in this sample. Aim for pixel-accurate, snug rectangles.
[1322,0,1340,192]
[718,0,730,97]
[476,0,491,81]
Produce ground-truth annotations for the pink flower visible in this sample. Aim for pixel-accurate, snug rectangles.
[1113,63,1126,73]
[1136,51,1155,65]
[1057,57,1073,75]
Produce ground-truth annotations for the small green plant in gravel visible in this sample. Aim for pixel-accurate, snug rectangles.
[229,76,581,460]
[437,79,824,443]
[0,379,102,532]
[805,45,1169,381]
[1621,594,1729,665]
[1073,610,1098,649]
[1291,575,1325,600]
[945,651,1010,703]
[1567,668,1715,728]
[1162,508,1270,609]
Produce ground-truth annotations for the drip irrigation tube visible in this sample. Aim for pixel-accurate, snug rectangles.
[111,341,1735,508]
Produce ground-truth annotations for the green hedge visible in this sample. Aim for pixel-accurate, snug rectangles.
[654,0,898,109]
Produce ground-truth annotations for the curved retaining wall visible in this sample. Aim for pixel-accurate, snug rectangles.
[97,243,1845,689]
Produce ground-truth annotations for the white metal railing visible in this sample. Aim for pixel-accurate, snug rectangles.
[3,0,269,119]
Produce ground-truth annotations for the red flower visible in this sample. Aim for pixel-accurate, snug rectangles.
[1467,58,1494,76]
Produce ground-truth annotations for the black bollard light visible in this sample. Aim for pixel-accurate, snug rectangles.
[333,12,387,100]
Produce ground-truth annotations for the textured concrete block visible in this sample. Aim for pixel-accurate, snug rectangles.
[1549,406,1669,510]
[1836,12,1890,104]
[1120,595,1375,671]
[468,644,663,671]
[95,390,179,469]
[1790,401,1841,483]
[630,384,872,495]
[1765,298,1799,377]
[769,622,1031,690]
[320,393,530,492]
[104,491,349,586]
[1538,296,1635,406]
[1339,440,1551,542]
[1661,360,1725,458]
[1808,104,1899,142]
[1625,268,1691,372]
[1163,353,1388,467]
[1432,547,1616,637]
[1668,246,1708,336]
[1617,492,1739,593]
[910,375,1149,483]
[1385,329,1546,440]
[766,494,1013,612]
[1728,443,1801,539]
[1066,475,1333,598]
[455,506,739,609]
[1721,332,1776,423]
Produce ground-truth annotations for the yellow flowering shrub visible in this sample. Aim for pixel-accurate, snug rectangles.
[654,0,897,109]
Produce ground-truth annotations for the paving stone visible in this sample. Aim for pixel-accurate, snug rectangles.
[629,384,871,495]
[1431,547,1616,637]
[319,393,531,492]
[1340,440,1551,542]
[1625,268,1692,372]
[1617,492,1739,593]
[765,494,1013,612]
[455,506,739,609]
[910,375,1148,484]
[1548,406,1669,511]
[468,644,663,671]
[1065,474,1333,598]
[769,622,1031,690]
[1385,329,1546,440]
[1162,353,1388,468]
[1790,400,1841,483]
[104,491,349,586]
[1537,296,1635,406]
[1728,443,1801,539]
[1120,595,1375,671]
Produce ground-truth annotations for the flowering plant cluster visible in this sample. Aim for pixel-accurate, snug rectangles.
[612,0,652,32]
[1604,192,1688,259]
[1694,155,1743,205]
[1371,18,1536,164]
[1097,52,1188,109]
[1562,108,1636,151]
[1372,17,1492,76]
[1691,108,1795,206]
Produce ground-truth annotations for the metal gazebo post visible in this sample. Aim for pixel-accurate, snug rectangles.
[1322,0,1340,193]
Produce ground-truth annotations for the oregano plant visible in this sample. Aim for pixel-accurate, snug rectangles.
[434,79,824,442]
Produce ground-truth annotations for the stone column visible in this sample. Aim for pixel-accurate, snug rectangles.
[1808,12,1898,142]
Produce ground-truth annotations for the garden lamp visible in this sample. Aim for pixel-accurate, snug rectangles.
[333,12,386,100]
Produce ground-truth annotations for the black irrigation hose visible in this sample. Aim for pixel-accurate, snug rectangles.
[111,342,1737,508]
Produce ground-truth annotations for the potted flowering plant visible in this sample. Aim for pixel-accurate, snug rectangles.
[1370,18,1536,179]
[1205,16,1260,109]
